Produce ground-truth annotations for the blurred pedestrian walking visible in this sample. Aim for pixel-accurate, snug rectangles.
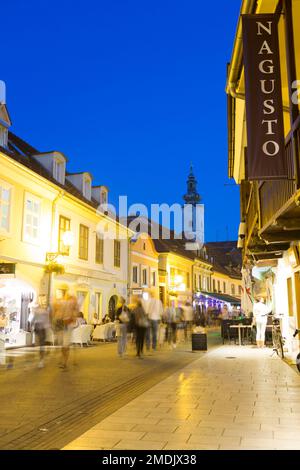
[133,299,148,358]
[52,291,79,369]
[144,293,163,351]
[182,301,194,341]
[116,297,130,357]
[31,295,50,368]
[164,303,180,349]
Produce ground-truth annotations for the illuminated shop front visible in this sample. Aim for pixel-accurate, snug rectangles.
[168,268,192,307]
[193,291,241,318]
[0,271,35,348]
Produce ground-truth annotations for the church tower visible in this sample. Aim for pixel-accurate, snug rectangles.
[183,164,204,246]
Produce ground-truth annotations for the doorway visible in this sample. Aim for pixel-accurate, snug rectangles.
[108,295,118,321]
[77,290,89,321]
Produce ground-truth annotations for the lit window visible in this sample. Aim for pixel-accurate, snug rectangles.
[95,234,104,264]
[59,216,71,255]
[132,266,138,283]
[231,284,235,296]
[23,193,41,244]
[114,240,121,267]
[0,181,11,232]
[142,268,147,286]
[79,224,89,260]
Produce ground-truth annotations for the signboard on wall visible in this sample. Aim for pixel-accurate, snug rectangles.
[242,14,287,180]
[0,263,15,275]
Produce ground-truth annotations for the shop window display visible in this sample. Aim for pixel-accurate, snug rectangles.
[0,279,34,348]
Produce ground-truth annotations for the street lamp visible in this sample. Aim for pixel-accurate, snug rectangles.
[46,231,74,264]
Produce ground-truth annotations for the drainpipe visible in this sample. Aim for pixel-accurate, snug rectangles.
[47,190,65,305]
[226,0,258,99]
[127,230,131,305]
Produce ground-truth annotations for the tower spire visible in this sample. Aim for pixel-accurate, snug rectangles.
[183,164,201,205]
[182,164,204,247]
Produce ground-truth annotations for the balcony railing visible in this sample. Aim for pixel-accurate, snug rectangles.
[259,116,300,229]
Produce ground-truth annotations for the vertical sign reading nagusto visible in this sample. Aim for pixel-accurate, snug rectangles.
[242,14,287,180]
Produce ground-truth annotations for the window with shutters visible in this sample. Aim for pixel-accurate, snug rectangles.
[79,224,89,260]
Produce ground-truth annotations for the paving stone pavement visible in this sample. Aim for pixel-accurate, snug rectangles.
[64,345,300,450]
[0,334,218,449]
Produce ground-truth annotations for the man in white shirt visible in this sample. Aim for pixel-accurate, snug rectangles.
[253,297,272,348]
[144,293,163,351]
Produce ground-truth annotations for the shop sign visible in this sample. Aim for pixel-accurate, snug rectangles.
[242,14,287,180]
[0,263,15,275]
[132,289,143,295]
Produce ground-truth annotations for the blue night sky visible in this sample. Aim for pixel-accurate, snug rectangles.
[2,0,241,242]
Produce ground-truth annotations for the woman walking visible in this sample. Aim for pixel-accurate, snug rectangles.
[133,299,148,358]
[116,297,130,357]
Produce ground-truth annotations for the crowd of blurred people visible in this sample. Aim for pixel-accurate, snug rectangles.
[2,287,243,370]
[114,294,208,359]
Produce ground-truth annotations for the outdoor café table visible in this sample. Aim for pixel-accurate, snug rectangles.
[229,323,253,346]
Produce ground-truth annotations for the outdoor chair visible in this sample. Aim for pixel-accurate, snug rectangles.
[71,324,93,347]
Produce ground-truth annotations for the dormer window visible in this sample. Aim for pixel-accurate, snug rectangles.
[53,158,65,184]
[83,177,91,200]
[0,126,8,148]
[100,190,107,204]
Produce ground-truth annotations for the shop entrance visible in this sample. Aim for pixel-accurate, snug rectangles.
[108,295,118,321]
[0,278,35,348]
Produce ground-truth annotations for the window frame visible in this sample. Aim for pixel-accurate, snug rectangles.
[114,239,121,268]
[132,265,138,284]
[142,267,148,286]
[0,179,12,234]
[151,269,156,287]
[83,177,91,200]
[53,158,65,184]
[58,215,71,255]
[79,224,89,260]
[23,192,41,245]
[95,233,104,264]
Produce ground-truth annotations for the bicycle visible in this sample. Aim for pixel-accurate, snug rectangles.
[293,329,300,372]
[270,313,285,359]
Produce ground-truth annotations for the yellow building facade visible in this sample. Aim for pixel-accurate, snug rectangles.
[129,233,159,303]
[0,113,131,347]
